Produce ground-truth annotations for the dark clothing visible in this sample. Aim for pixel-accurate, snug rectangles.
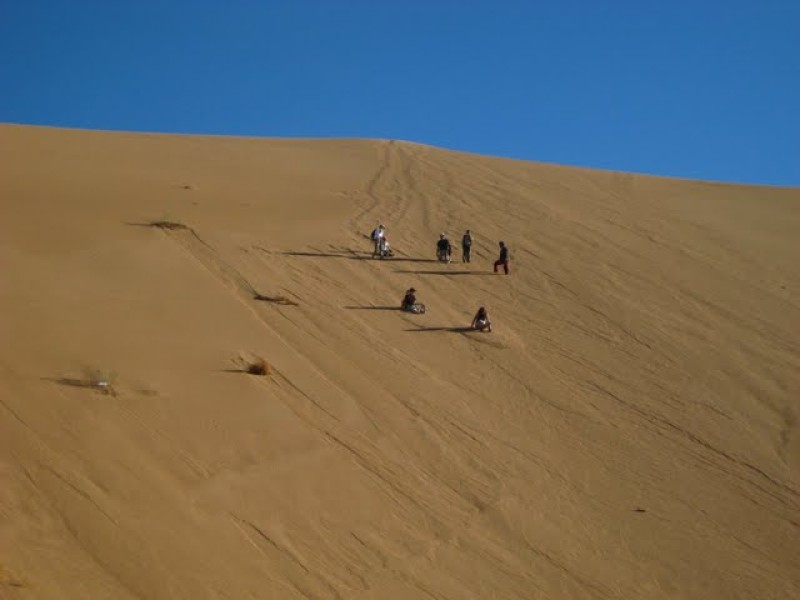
[472,308,491,331]
[402,292,416,309]
[462,234,472,263]
[494,245,509,274]
[437,238,451,261]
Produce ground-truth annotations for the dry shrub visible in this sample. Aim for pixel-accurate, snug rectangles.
[247,358,270,376]
[254,293,299,306]
[50,368,117,396]
[149,220,188,230]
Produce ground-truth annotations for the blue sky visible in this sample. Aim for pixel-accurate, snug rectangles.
[1,1,798,185]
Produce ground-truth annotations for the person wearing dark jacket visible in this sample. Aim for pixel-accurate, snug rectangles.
[461,230,473,263]
[436,233,452,263]
[493,241,510,275]
[401,288,426,314]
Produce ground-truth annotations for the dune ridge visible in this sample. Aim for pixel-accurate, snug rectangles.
[1,124,798,599]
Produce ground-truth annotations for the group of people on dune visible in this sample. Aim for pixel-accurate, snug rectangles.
[400,287,492,332]
[370,224,510,274]
[371,224,506,333]
[435,231,509,274]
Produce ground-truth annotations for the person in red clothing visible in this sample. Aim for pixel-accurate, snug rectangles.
[493,241,509,274]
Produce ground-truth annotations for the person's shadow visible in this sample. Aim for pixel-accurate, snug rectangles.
[343,305,400,311]
[282,251,439,263]
[404,326,475,333]
[283,250,370,260]
[394,269,491,276]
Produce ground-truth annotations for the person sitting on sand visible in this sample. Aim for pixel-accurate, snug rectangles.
[401,287,426,314]
[379,236,394,258]
[471,306,492,332]
[436,233,452,263]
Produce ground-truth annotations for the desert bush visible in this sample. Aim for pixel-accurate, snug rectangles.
[246,357,270,376]
[148,220,188,230]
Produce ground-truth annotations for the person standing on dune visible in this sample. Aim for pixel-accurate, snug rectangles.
[462,229,473,263]
[436,233,452,263]
[493,241,510,275]
[371,224,385,257]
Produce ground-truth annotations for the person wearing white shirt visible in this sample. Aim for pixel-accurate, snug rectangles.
[370,224,385,257]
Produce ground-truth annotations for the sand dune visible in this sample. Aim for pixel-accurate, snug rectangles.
[1,124,798,599]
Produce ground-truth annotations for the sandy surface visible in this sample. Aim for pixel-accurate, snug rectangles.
[1,124,798,599]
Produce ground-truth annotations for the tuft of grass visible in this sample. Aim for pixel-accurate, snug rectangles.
[148,220,188,230]
[228,354,272,377]
[254,293,299,306]
[49,368,118,396]
[246,357,270,376]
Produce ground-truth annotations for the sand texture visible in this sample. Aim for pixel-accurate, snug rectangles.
[1,124,798,599]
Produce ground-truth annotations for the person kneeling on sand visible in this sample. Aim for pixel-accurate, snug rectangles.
[401,288,426,314]
[379,236,394,259]
[471,306,492,332]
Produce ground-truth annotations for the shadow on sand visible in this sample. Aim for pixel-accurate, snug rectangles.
[219,368,267,375]
[283,251,371,260]
[254,293,299,306]
[394,269,492,276]
[282,251,438,264]
[43,377,117,395]
[125,220,190,230]
[404,326,476,333]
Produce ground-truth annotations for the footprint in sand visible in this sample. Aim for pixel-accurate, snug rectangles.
[0,563,25,588]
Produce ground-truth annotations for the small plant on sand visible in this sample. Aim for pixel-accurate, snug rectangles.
[50,368,117,396]
[231,354,270,376]
[246,357,270,376]
[253,292,299,306]
[148,220,188,231]
[87,367,116,384]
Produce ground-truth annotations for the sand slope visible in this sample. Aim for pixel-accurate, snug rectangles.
[1,124,798,599]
